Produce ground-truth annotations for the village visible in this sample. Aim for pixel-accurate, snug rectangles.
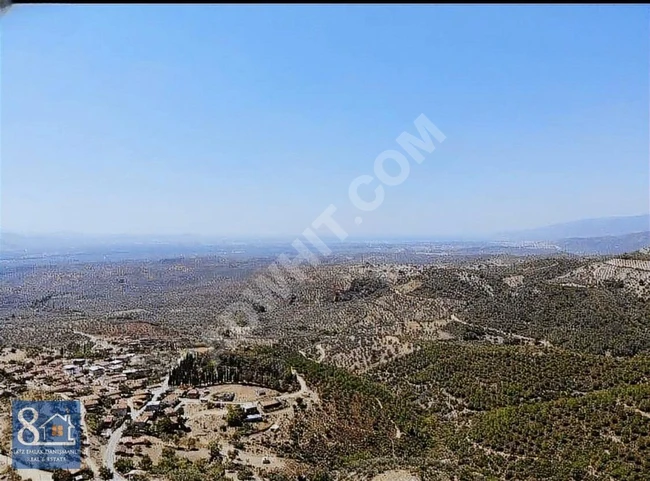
[0,330,318,481]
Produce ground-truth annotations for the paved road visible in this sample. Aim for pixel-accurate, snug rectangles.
[71,330,173,480]
[98,348,315,480]
[104,377,170,480]
[102,347,194,480]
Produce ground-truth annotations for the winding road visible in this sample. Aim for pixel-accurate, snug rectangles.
[104,377,170,480]
[71,330,173,480]
[285,369,318,402]
[73,332,316,480]
[72,330,115,351]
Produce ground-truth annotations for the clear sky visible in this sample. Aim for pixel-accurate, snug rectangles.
[2,5,648,238]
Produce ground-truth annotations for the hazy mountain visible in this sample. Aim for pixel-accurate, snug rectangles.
[555,231,650,255]
[3,214,649,261]
[496,214,650,242]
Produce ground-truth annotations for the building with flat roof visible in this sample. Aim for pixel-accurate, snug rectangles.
[245,414,263,423]
[260,399,283,412]
[241,402,259,415]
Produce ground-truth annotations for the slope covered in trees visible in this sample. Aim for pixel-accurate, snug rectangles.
[247,333,650,480]
[169,347,298,392]
[460,384,650,480]
[369,341,650,413]
[413,257,650,356]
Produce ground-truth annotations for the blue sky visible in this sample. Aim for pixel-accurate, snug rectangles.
[2,5,648,237]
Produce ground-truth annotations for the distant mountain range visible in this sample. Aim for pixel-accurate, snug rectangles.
[554,231,650,256]
[1,214,648,261]
[495,214,649,242]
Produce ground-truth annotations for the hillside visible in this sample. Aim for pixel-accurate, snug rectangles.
[2,249,650,480]
[234,251,650,478]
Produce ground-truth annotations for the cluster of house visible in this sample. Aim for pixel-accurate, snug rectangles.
[0,353,79,396]
[132,391,184,432]
[116,436,153,457]
[0,346,157,398]
[80,386,188,444]
[113,392,186,455]
[174,387,284,421]
[63,354,150,382]
[0,344,172,445]
[1,344,293,471]
[0,362,25,397]
[80,388,143,438]
[123,338,180,353]
[66,363,150,402]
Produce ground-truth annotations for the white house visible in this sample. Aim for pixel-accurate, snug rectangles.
[63,365,79,376]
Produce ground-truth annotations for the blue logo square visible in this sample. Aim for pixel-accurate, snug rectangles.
[11,400,82,470]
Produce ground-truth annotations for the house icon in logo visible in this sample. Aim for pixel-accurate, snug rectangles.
[38,413,75,446]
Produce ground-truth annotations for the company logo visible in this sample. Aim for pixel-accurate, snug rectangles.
[12,400,82,470]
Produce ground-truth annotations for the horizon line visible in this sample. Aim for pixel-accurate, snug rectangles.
[1,212,648,240]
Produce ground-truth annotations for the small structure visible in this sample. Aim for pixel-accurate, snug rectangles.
[115,446,134,457]
[161,393,180,409]
[244,414,263,423]
[108,360,124,371]
[106,391,122,401]
[126,469,148,480]
[144,401,161,412]
[123,436,152,447]
[241,402,259,415]
[111,400,129,418]
[125,379,146,390]
[102,415,115,429]
[83,398,100,412]
[260,399,283,412]
[132,412,153,431]
[215,392,235,402]
[63,365,78,376]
